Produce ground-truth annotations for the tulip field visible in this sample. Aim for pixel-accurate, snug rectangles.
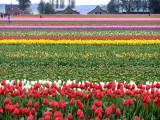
[0,15,160,120]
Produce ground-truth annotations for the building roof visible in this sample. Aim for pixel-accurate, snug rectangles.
[56,6,80,14]
[88,5,107,14]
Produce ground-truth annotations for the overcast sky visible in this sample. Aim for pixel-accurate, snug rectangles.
[0,0,110,5]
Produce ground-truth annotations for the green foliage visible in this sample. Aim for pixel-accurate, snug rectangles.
[44,2,55,14]
[17,0,31,11]
[0,31,160,36]
[149,0,160,13]
[37,1,55,14]
[0,45,159,83]
[37,0,45,14]
[107,0,120,14]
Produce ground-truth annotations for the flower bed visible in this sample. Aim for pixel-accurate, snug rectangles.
[0,80,160,120]
[0,35,160,40]
[0,40,160,45]
[0,18,160,22]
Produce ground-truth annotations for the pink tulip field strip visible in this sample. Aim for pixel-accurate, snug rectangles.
[0,18,160,22]
[0,25,160,28]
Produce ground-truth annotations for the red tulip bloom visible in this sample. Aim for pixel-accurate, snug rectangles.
[34,101,39,108]
[13,108,19,117]
[67,113,73,120]
[124,99,129,106]
[27,115,34,120]
[59,99,66,109]
[45,115,51,120]
[129,99,134,105]
[45,83,50,88]
[91,105,96,111]
[143,104,147,109]
[50,101,59,108]
[43,98,49,105]
[44,111,53,116]
[0,108,3,114]
[134,116,140,120]
[70,98,75,105]
[79,112,85,119]
[96,117,101,120]
[146,97,151,104]
[116,108,121,115]
[105,106,113,116]
[4,98,12,104]
[87,115,91,119]
[23,108,30,116]
[31,107,36,114]
[28,101,32,106]
[54,111,62,118]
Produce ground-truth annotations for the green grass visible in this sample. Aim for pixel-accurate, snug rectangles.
[0,45,159,83]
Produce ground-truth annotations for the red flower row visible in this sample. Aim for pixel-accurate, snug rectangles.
[1,35,160,40]
[0,80,160,120]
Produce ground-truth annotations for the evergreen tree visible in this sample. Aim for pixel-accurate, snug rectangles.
[44,2,55,14]
[107,0,119,13]
[16,0,31,11]
[149,0,160,13]
[37,0,45,14]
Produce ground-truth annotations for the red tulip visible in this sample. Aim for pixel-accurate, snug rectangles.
[105,106,113,116]
[67,113,73,120]
[0,108,3,114]
[13,108,19,117]
[91,105,96,111]
[27,114,34,120]
[59,99,66,109]
[129,99,134,105]
[70,98,75,105]
[116,108,121,115]
[34,101,39,108]
[54,111,62,118]
[79,112,85,119]
[44,111,53,116]
[31,107,36,114]
[50,101,59,108]
[143,104,147,109]
[4,98,12,104]
[43,98,49,105]
[28,101,32,106]
[134,116,140,120]
[124,99,129,106]
[45,115,51,120]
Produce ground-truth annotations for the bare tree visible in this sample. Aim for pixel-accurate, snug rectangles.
[60,0,65,8]
[56,0,59,8]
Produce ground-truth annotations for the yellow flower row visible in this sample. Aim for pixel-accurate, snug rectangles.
[0,40,160,45]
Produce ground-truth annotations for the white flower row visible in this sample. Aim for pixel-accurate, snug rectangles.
[1,79,160,92]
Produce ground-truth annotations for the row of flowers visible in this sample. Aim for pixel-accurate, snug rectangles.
[0,23,160,25]
[1,18,160,21]
[0,25,160,29]
[0,40,160,45]
[0,80,160,120]
[0,35,160,40]
[1,28,159,31]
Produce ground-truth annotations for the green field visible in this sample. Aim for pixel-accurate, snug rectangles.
[0,45,159,83]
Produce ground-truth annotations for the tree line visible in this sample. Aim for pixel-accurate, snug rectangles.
[16,0,160,14]
[15,0,75,14]
[38,0,76,14]
[107,0,160,14]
